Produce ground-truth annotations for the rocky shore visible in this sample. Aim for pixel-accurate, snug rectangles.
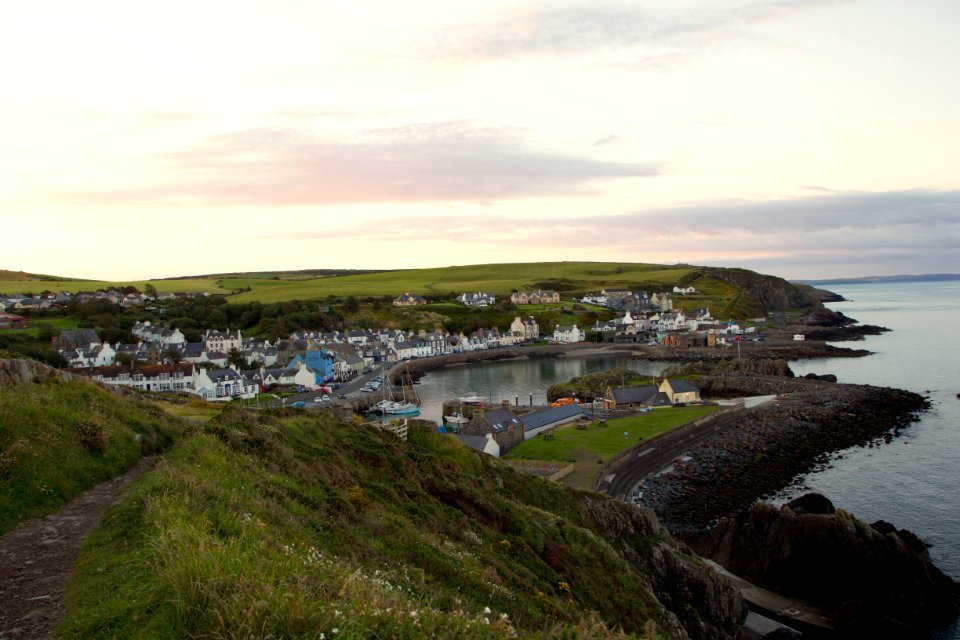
[685,495,960,637]
[634,382,928,532]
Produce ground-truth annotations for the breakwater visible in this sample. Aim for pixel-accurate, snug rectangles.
[634,381,928,532]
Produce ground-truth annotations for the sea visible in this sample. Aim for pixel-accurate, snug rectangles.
[413,280,960,633]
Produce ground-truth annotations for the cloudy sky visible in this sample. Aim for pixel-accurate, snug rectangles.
[3,0,959,280]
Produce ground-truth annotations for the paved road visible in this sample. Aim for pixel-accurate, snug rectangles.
[594,400,776,501]
[258,363,406,410]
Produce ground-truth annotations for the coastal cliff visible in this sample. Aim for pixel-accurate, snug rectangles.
[685,496,960,637]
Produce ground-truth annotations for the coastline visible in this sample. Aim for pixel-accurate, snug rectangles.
[395,338,871,383]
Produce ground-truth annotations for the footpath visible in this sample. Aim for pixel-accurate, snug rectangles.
[0,456,157,640]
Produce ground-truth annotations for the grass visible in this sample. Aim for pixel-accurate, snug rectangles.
[0,278,228,295]
[505,406,720,490]
[152,398,225,423]
[58,405,732,639]
[2,261,777,321]
[0,379,187,535]
[0,316,81,337]
[226,262,703,304]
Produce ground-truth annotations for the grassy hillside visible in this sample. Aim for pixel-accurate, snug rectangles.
[2,261,817,320]
[0,277,229,295]
[58,405,743,639]
[225,262,700,304]
[0,376,188,535]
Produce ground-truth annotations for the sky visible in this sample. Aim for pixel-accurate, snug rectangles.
[3,0,959,281]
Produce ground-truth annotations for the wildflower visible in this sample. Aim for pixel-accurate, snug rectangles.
[483,606,491,615]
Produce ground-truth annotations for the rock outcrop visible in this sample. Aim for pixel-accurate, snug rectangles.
[577,496,748,640]
[684,497,960,636]
[703,268,820,314]
[661,358,795,379]
[0,358,136,398]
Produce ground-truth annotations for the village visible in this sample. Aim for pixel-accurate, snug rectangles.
[0,285,765,410]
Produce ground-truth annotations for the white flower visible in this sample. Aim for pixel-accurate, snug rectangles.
[483,606,491,615]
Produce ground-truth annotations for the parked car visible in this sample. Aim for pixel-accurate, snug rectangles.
[291,401,306,408]
[337,393,348,399]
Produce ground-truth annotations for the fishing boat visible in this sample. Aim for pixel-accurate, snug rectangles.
[444,411,469,425]
[386,402,420,416]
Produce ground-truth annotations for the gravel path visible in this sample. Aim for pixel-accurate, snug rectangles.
[0,456,157,640]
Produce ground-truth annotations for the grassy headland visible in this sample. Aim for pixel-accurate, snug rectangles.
[0,358,750,637]
[47,400,743,639]
[0,377,187,535]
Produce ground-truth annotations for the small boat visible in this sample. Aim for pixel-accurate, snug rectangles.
[444,412,469,425]
[459,394,484,404]
[386,402,420,416]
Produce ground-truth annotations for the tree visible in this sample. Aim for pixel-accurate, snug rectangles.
[344,296,360,313]
[226,347,246,369]
[144,283,158,298]
[35,322,57,343]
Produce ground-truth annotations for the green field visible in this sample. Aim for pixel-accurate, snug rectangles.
[226,262,704,304]
[1,261,763,317]
[0,316,81,337]
[0,278,229,295]
[506,405,719,489]
[508,405,719,462]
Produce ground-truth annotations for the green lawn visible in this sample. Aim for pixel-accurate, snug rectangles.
[507,405,719,463]
[506,404,719,490]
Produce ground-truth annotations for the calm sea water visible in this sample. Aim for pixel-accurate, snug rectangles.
[414,354,666,421]
[786,281,960,576]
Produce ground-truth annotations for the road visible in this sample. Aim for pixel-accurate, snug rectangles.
[258,363,406,410]
[594,400,775,501]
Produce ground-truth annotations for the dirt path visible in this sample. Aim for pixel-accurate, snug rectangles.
[0,456,157,640]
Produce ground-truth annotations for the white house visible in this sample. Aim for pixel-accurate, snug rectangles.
[194,366,259,401]
[458,292,496,307]
[203,329,242,354]
[392,340,418,360]
[75,363,197,393]
[552,324,585,344]
[454,433,501,458]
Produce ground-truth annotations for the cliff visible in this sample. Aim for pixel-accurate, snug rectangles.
[697,268,820,315]
[685,496,960,637]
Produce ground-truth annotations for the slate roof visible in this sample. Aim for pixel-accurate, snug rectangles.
[454,434,493,453]
[482,407,524,433]
[665,378,699,393]
[610,386,671,407]
[520,404,585,432]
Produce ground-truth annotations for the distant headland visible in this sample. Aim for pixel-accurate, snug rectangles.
[793,273,960,285]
